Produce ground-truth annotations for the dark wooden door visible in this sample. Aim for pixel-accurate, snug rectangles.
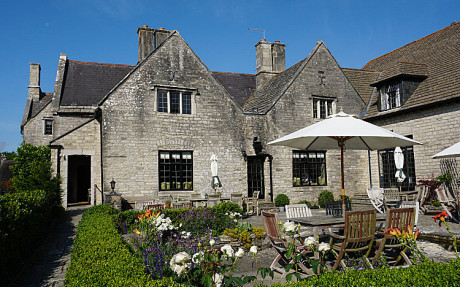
[247,156,265,199]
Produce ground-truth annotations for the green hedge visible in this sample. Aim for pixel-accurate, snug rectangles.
[0,190,55,280]
[266,259,460,287]
[65,205,179,286]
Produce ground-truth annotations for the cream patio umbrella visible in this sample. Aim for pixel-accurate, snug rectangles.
[210,153,222,193]
[432,141,460,159]
[394,147,406,191]
[268,111,422,214]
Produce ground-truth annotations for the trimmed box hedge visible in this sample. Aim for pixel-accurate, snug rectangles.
[266,259,460,287]
[65,205,180,286]
[0,190,56,280]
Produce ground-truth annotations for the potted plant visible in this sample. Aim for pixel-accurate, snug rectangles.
[275,194,290,212]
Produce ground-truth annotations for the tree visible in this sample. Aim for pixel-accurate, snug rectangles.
[10,143,61,206]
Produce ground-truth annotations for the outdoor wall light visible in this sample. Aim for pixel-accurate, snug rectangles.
[110,178,116,194]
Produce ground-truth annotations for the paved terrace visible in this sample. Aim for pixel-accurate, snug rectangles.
[13,206,460,286]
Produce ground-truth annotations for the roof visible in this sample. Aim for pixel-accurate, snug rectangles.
[342,68,380,106]
[243,58,306,114]
[363,22,460,119]
[30,92,53,118]
[60,60,134,106]
[211,71,255,108]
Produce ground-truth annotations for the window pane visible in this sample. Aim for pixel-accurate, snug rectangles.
[158,91,168,112]
[313,99,318,118]
[182,93,191,114]
[44,120,53,135]
[292,151,327,186]
[170,92,180,114]
[378,145,416,191]
[159,151,193,191]
[327,100,333,117]
[320,100,326,118]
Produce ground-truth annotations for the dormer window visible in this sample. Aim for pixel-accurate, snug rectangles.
[379,83,401,111]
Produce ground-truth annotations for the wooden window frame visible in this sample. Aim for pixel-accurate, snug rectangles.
[292,150,327,187]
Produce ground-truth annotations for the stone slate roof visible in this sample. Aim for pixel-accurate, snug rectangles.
[243,59,306,114]
[342,68,380,107]
[60,60,134,106]
[0,160,14,181]
[363,22,460,119]
[370,62,428,86]
[30,92,53,118]
[211,71,255,108]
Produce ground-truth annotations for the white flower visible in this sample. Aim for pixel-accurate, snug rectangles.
[171,263,187,275]
[249,245,258,255]
[235,248,244,258]
[209,239,215,246]
[173,252,191,264]
[192,252,204,264]
[213,273,224,287]
[221,244,234,257]
[318,242,330,252]
[304,236,317,247]
[283,221,298,233]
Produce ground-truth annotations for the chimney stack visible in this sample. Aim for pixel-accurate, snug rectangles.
[255,39,286,90]
[137,25,154,63]
[154,27,171,49]
[28,63,41,101]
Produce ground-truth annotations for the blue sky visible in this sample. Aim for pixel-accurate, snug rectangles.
[1,0,458,152]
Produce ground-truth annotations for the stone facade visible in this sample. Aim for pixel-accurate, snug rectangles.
[21,24,459,208]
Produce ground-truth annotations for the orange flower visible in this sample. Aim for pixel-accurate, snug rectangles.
[386,227,401,237]
[433,211,449,223]
[414,229,420,240]
[133,229,141,235]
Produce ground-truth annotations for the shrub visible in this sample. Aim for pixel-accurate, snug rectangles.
[298,200,312,208]
[318,190,334,208]
[265,259,460,287]
[275,194,290,207]
[65,205,177,286]
[0,190,55,281]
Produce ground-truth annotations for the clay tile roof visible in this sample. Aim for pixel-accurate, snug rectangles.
[60,60,134,106]
[342,68,380,106]
[363,22,460,118]
[211,71,255,108]
[243,58,306,114]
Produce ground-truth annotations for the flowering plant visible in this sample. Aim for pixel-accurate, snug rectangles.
[303,236,331,275]
[169,241,273,287]
[386,225,425,264]
[433,211,459,259]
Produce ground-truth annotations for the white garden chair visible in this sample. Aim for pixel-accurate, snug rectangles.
[366,187,385,213]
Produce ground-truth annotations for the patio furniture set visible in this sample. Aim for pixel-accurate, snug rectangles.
[133,191,262,213]
[262,205,418,277]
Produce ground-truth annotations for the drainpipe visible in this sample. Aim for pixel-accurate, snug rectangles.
[268,155,274,202]
[95,107,104,204]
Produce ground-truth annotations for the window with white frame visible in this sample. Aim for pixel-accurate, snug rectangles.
[379,83,401,111]
[44,119,53,135]
[312,97,335,119]
[156,89,193,114]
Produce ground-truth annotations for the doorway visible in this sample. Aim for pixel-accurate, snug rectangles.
[67,155,91,204]
[247,156,265,199]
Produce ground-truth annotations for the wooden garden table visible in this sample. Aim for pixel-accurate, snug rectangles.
[290,214,386,238]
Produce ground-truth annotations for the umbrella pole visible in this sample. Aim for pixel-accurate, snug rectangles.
[341,145,345,217]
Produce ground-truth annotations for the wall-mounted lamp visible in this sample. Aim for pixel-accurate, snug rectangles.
[110,178,116,195]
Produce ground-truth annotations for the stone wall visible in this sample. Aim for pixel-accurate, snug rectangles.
[22,103,54,146]
[51,119,101,207]
[368,101,460,186]
[255,43,368,204]
[101,34,247,199]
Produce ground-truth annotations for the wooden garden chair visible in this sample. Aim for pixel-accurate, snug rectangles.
[373,208,415,266]
[230,193,243,208]
[261,211,314,277]
[436,187,459,223]
[246,191,260,215]
[326,210,376,270]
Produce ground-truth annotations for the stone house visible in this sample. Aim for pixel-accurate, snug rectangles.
[21,23,459,208]
[344,21,460,191]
